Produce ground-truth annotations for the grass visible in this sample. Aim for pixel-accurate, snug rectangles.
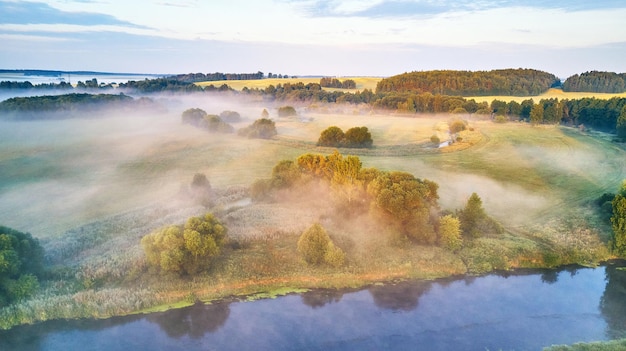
[1,104,625,329]
[543,338,626,351]
[195,77,382,92]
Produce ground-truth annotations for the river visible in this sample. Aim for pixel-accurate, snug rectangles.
[2,263,625,351]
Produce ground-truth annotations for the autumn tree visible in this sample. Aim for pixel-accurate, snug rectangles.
[297,223,345,267]
[367,171,439,244]
[141,214,226,275]
[343,126,373,148]
[438,215,462,251]
[611,181,626,256]
[317,126,345,147]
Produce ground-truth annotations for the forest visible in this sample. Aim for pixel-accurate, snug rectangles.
[374,69,560,96]
[562,71,626,93]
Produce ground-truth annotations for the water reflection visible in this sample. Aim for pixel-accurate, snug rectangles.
[147,301,231,338]
[368,280,432,311]
[300,289,344,309]
[601,263,626,339]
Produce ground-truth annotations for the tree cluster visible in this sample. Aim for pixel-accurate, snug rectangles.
[118,78,205,93]
[237,118,277,139]
[253,152,502,248]
[317,126,373,148]
[277,106,297,117]
[0,226,44,306]
[141,214,226,276]
[563,71,626,93]
[319,78,357,89]
[181,108,234,133]
[375,69,559,96]
[0,81,73,90]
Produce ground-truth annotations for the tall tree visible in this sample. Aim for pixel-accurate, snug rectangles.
[611,181,626,256]
[530,103,544,126]
[617,105,626,140]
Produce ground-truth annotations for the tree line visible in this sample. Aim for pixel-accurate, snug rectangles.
[0,93,164,119]
[319,78,356,89]
[563,71,626,93]
[375,69,560,96]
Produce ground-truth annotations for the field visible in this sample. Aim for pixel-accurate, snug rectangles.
[465,88,626,103]
[195,77,382,91]
[0,97,624,328]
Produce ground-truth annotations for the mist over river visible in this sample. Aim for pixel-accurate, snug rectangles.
[2,262,625,351]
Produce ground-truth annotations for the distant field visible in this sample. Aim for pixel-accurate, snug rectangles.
[195,77,382,91]
[465,88,626,103]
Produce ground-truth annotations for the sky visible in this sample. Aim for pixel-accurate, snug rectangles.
[1,0,626,78]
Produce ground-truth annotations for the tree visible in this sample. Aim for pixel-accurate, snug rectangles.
[343,126,373,148]
[458,192,503,239]
[367,172,439,244]
[238,118,277,139]
[0,226,44,305]
[458,193,487,239]
[617,105,626,140]
[141,214,226,275]
[297,223,344,266]
[611,181,626,256]
[277,106,297,117]
[438,215,462,251]
[317,126,345,147]
[219,110,241,122]
[530,103,544,126]
[449,119,466,134]
[261,109,269,118]
[182,108,208,127]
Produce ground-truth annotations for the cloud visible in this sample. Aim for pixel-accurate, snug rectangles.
[0,1,147,28]
[293,0,626,18]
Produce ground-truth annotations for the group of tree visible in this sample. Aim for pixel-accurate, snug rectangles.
[181,108,235,133]
[562,71,626,93]
[0,81,73,90]
[317,126,373,148]
[251,151,500,249]
[141,213,227,276]
[0,226,45,306]
[375,69,560,96]
[118,78,205,93]
[277,105,297,117]
[319,78,357,89]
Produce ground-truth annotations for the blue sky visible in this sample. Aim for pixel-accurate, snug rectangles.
[1,0,625,77]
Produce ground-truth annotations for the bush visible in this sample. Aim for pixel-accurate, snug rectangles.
[206,115,234,133]
[494,115,507,123]
[343,126,373,148]
[449,119,467,133]
[181,108,208,127]
[438,215,462,251]
[430,134,440,145]
[219,110,241,122]
[318,126,345,147]
[141,214,227,275]
[238,118,277,139]
[297,223,345,267]
[278,106,297,117]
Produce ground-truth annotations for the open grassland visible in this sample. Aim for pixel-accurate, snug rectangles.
[1,103,624,328]
[465,88,626,103]
[195,77,382,91]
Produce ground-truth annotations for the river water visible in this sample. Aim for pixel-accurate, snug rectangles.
[2,263,625,351]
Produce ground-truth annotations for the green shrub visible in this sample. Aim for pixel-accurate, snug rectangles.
[297,223,345,267]
[430,135,441,145]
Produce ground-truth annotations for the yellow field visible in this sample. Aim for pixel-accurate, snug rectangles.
[465,88,626,103]
[195,76,382,91]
